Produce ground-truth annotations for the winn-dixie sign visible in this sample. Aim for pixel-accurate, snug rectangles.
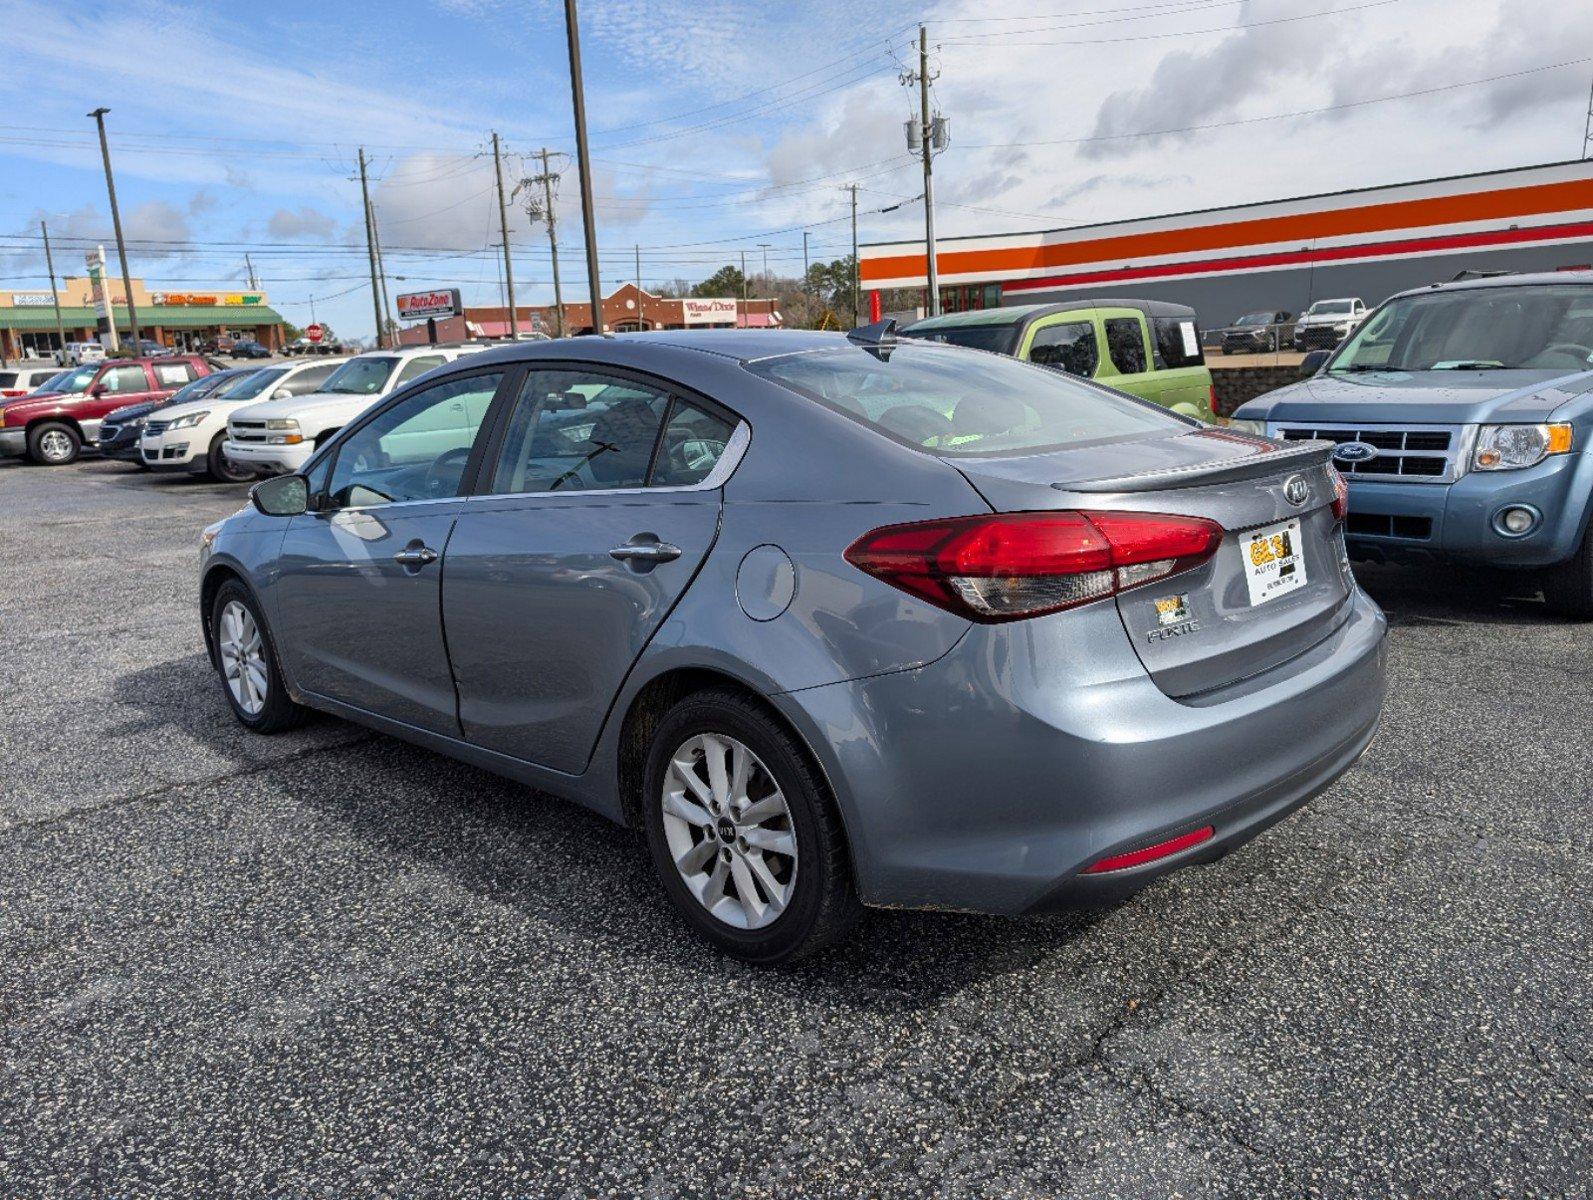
[397,289,462,322]
[681,297,738,325]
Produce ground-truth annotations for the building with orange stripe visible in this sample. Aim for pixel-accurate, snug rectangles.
[859,159,1593,327]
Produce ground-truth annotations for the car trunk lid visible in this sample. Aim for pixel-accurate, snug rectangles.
[952,429,1352,698]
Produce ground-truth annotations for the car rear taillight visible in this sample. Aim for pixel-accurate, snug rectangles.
[1330,467,1349,521]
[844,510,1224,622]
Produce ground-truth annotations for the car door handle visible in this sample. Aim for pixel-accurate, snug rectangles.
[609,541,682,564]
[393,545,439,567]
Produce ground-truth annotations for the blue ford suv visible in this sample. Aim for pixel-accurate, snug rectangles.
[1232,272,1593,617]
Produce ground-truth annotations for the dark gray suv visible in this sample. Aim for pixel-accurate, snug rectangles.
[198,328,1387,962]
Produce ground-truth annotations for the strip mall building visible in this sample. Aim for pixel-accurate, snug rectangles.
[859,160,1593,326]
[0,276,286,360]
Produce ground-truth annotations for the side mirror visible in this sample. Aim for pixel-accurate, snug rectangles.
[1299,349,1331,377]
[250,473,310,516]
[271,388,292,400]
[89,383,108,397]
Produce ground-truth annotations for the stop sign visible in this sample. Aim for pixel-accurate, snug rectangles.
[305,323,324,344]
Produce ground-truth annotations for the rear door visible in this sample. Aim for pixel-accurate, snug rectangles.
[443,366,737,773]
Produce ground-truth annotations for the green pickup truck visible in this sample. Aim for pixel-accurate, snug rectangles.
[900,298,1217,421]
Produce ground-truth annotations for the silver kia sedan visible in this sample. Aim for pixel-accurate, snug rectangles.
[199,326,1387,963]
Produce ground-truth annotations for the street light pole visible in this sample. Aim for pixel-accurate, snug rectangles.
[87,107,140,346]
[563,0,605,335]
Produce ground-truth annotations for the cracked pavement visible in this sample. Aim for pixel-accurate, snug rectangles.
[2,456,1589,1198]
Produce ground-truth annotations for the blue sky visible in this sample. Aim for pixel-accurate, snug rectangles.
[2,0,1588,340]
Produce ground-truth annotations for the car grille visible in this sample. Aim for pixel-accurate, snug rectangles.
[1296,325,1344,350]
[229,419,268,444]
[1272,424,1461,484]
[144,419,169,436]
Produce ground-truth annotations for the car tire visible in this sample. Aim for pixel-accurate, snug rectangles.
[210,580,310,733]
[1542,524,1593,620]
[26,421,81,465]
[641,689,859,964]
[206,432,255,483]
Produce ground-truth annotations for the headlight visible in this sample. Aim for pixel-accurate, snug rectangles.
[264,418,304,445]
[265,419,300,431]
[1473,423,1573,471]
[167,410,210,429]
[1228,418,1267,435]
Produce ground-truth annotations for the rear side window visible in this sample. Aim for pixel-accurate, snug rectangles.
[1104,318,1147,374]
[1152,317,1204,368]
[283,362,337,394]
[489,370,671,494]
[1028,321,1098,377]
[0,373,15,388]
[652,402,736,487]
[748,342,1179,458]
[154,361,197,386]
[395,355,446,385]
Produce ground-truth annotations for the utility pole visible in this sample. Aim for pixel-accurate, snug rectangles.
[563,0,605,335]
[369,196,395,345]
[518,149,566,337]
[88,107,140,345]
[740,250,748,301]
[245,252,258,290]
[901,27,944,316]
[758,242,771,284]
[848,184,860,326]
[41,221,68,364]
[492,132,520,339]
[802,231,810,282]
[1583,69,1593,158]
[357,148,385,348]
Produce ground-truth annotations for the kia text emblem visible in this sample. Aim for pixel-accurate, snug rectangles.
[1332,441,1378,464]
[1283,475,1310,506]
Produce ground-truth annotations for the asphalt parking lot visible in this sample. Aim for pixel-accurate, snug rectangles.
[1,456,1588,1198]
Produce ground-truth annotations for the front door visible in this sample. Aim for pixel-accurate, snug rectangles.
[444,367,738,773]
[274,368,509,734]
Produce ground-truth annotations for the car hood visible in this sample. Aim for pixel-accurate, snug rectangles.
[230,390,379,424]
[1234,368,1593,425]
[1296,311,1353,325]
[1,390,80,419]
[157,398,229,424]
[105,399,162,423]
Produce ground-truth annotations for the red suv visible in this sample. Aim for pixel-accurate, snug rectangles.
[0,356,219,465]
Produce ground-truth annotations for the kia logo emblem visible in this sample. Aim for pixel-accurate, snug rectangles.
[1283,475,1310,506]
[1332,441,1378,464]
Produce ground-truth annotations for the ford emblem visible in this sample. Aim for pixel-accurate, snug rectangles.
[1332,441,1378,464]
[1283,475,1311,506]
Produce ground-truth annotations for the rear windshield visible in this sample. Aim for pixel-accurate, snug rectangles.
[898,322,1022,355]
[747,342,1182,457]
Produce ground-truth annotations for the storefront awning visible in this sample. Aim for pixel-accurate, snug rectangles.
[0,304,286,330]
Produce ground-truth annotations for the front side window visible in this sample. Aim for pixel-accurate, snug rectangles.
[101,365,150,393]
[1027,321,1099,378]
[490,370,672,494]
[748,341,1179,457]
[394,355,446,386]
[1104,318,1148,375]
[327,371,504,507]
[322,356,399,395]
[216,368,285,400]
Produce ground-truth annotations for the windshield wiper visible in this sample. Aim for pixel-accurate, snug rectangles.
[1433,361,1506,371]
[1331,364,1396,373]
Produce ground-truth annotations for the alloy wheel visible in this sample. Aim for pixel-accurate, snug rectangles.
[660,732,798,930]
[38,429,74,462]
[217,600,268,715]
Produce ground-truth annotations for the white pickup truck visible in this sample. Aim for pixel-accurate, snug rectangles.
[223,344,487,475]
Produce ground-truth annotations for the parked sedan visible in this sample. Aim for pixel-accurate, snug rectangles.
[200,328,1387,963]
[230,341,273,359]
[98,368,262,464]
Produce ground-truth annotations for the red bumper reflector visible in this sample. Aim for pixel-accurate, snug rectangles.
[1081,825,1215,874]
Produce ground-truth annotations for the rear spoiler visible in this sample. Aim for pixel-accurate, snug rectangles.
[1059,439,1335,494]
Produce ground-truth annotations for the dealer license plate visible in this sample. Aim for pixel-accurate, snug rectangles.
[1242,518,1307,606]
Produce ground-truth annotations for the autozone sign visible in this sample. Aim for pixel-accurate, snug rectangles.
[681,297,739,325]
[397,289,462,321]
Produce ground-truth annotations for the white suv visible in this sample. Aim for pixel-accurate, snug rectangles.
[141,358,348,481]
[224,345,486,475]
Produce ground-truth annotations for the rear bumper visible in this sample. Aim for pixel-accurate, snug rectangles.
[1344,452,1593,568]
[775,588,1387,916]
